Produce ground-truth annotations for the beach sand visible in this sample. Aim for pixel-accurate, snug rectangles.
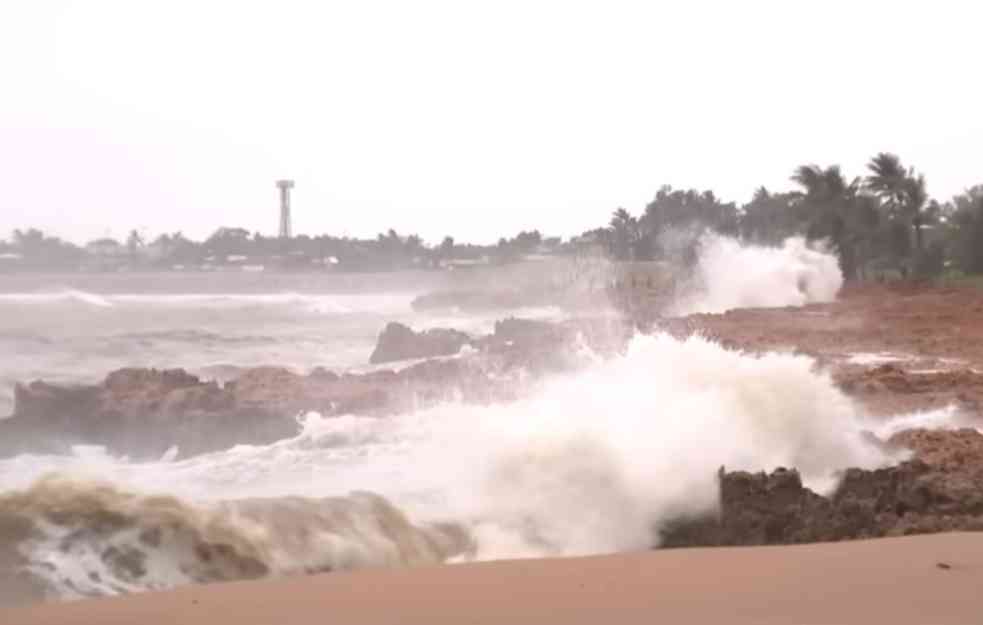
[5,532,982,625]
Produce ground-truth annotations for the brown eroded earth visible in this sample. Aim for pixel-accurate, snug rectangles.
[652,282,983,419]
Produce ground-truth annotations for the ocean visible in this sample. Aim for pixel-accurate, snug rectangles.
[0,270,565,417]
[0,237,946,606]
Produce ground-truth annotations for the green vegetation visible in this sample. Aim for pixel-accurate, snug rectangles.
[587,154,983,282]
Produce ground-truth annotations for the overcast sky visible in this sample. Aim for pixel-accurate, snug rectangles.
[1,1,981,245]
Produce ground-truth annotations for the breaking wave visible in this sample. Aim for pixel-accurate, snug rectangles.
[0,290,417,315]
[0,476,468,601]
[0,332,910,601]
[670,235,843,315]
[0,289,113,308]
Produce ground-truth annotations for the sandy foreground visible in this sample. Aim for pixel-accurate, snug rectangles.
[4,533,982,625]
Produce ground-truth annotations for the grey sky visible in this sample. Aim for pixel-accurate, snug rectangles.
[2,0,981,245]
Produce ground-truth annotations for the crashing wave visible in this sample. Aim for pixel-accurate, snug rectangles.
[670,235,843,315]
[0,476,471,600]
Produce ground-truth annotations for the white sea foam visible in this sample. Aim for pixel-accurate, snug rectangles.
[0,235,960,604]
[0,290,418,315]
[867,405,979,440]
[0,289,113,308]
[1,332,932,600]
[671,235,843,315]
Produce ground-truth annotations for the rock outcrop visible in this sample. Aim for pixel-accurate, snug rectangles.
[369,323,471,364]
[2,316,633,460]
[0,359,513,460]
[660,428,983,547]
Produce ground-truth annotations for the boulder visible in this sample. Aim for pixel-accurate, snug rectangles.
[0,355,521,460]
[660,429,983,548]
[369,323,471,365]
[1,316,631,460]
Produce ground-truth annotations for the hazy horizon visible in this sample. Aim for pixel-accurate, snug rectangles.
[2,0,982,245]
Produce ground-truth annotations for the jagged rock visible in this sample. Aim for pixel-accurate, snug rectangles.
[369,323,471,364]
[1,316,632,460]
[0,337,562,460]
[888,428,983,471]
[0,361,497,460]
[660,429,983,548]
[474,318,570,370]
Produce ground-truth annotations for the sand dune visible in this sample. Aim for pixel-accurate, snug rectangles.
[6,533,982,625]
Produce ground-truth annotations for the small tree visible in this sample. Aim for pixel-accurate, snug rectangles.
[608,208,638,261]
[790,164,868,280]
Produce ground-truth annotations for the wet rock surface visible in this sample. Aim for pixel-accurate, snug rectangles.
[369,322,471,364]
[0,316,633,460]
[6,281,983,555]
[646,283,983,418]
[660,428,983,547]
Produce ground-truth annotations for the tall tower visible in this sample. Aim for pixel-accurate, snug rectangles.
[276,179,294,239]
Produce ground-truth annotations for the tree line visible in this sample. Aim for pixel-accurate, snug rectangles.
[2,151,982,279]
[0,224,554,272]
[587,153,983,280]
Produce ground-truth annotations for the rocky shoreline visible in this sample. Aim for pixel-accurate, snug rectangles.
[661,428,983,547]
[0,317,633,458]
[3,283,983,549]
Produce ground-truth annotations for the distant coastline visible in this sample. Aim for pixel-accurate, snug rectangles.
[5,152,983,280]
[0,228,567,274]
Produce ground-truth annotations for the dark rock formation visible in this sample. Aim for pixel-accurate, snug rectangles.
[0,359,515,460]
[365,316,633,371]
[1,315,633,460]
[660,428,983,547]
[474,318,572,371]
[369,322,471,364]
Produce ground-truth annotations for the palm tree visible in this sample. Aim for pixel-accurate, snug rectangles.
[790,164,865,279]
[865,152,929,252]
[791,164,859,202]
[865,153,907,217]
[905,173,928,251]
